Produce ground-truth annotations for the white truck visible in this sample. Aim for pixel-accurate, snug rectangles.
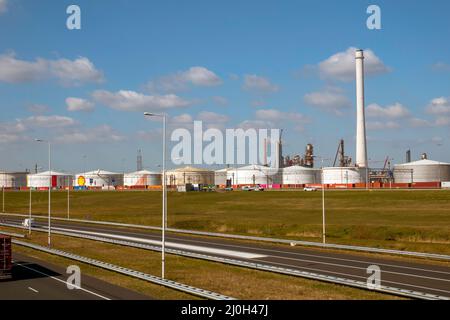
[22,218,35,228]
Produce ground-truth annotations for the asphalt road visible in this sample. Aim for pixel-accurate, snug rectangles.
[3,217,450,299]
[0,251,150,300]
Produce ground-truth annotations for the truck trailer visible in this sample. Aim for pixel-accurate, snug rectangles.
[0,235,12,280]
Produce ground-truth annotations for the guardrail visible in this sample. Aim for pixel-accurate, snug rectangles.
[11,239,235,300]
[4,222,447,301]
[0,230,25,238]
[2,212,450,261]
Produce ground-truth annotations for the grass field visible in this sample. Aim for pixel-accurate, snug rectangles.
[2,189,450,254]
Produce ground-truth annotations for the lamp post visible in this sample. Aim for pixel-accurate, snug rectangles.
[144,112,167,279]
[313,156,331,245]
[35,139,51,247]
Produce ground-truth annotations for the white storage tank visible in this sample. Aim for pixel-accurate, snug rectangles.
[165,166,215,186]
[124,170,162,187]
[74,170,123,189]
[394,159,450,183]
[27,171,73,189]
[0,172,28,188]
[214,168,229,186]
[227,165,282,186]
[322,167,367,184]
[282,166,321,185]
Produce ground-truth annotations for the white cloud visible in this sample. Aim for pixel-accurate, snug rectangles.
[238,109,309,131]
[318,47,390,82]
[197,111,229,124]
[303,87,351,115]
[435,116,450,127]
[28,104,50,114]
[0,52,48,83]
[408,117,432,128]
[54,125,124,144]
[426,97,450,115]
[255,109,307,124]
[366,103,410,119]
[0,0,7,14]
[171,113,193,124]
[49,57,104,85]
[212,96,228,106]
[431,62,450,72]
[0,52,104,85]
[92,90,191,112]
[251,99,266,107]
[238,119,274,130]
[146,66,222,92]
[0,120,26,135]
[367,121,400,131]
[66,97,95,112]
[24,115,77,128]
[137,128,162,141]
[243,75,279,93]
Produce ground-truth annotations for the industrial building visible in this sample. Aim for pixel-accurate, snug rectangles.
[74,170,123,189]
[124,170,162,188]
[322,167,367,185]
[165,166,215,186]
[0,172,28,188]
[27,171,73,189]
[394,155,450,183]
[282,166,321,186]
[219,165,283,187]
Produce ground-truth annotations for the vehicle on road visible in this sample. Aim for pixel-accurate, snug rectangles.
[0,235,12,280]
[253,185,265,191]
[241,186,252,191]
[303,187,317,192]
[22,218,35,228]
[224,187,234,191]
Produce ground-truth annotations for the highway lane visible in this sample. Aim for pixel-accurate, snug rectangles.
[3,217,450,298]
[0,252,150,300]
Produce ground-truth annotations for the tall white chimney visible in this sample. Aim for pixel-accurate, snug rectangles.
[355,49,368,168]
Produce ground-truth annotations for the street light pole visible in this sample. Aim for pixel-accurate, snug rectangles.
[67,175,70,220]
[36,139,51,247]
[29,186,32,236]
[144,112,167,279]
[321,158,326,244]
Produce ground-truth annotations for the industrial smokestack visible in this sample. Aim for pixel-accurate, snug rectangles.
[355,49,368,168]
[406,149,411,163]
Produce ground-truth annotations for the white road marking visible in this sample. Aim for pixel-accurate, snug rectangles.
[51,226,267,259]
[28,287,39,293]
[14,262,111,300]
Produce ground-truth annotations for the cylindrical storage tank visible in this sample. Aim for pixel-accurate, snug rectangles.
[27,171,73,189]
[165,166,215,186]
[282,166,320,185]
[226,165,282,186]
[214,168,229,186]
[124,170,161,187]
[322,167,366,184]
[74,170,123,189]
[0,172,28,188]
[394,159,450,183]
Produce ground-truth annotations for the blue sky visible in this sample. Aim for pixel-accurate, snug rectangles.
[0,0,449,173]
